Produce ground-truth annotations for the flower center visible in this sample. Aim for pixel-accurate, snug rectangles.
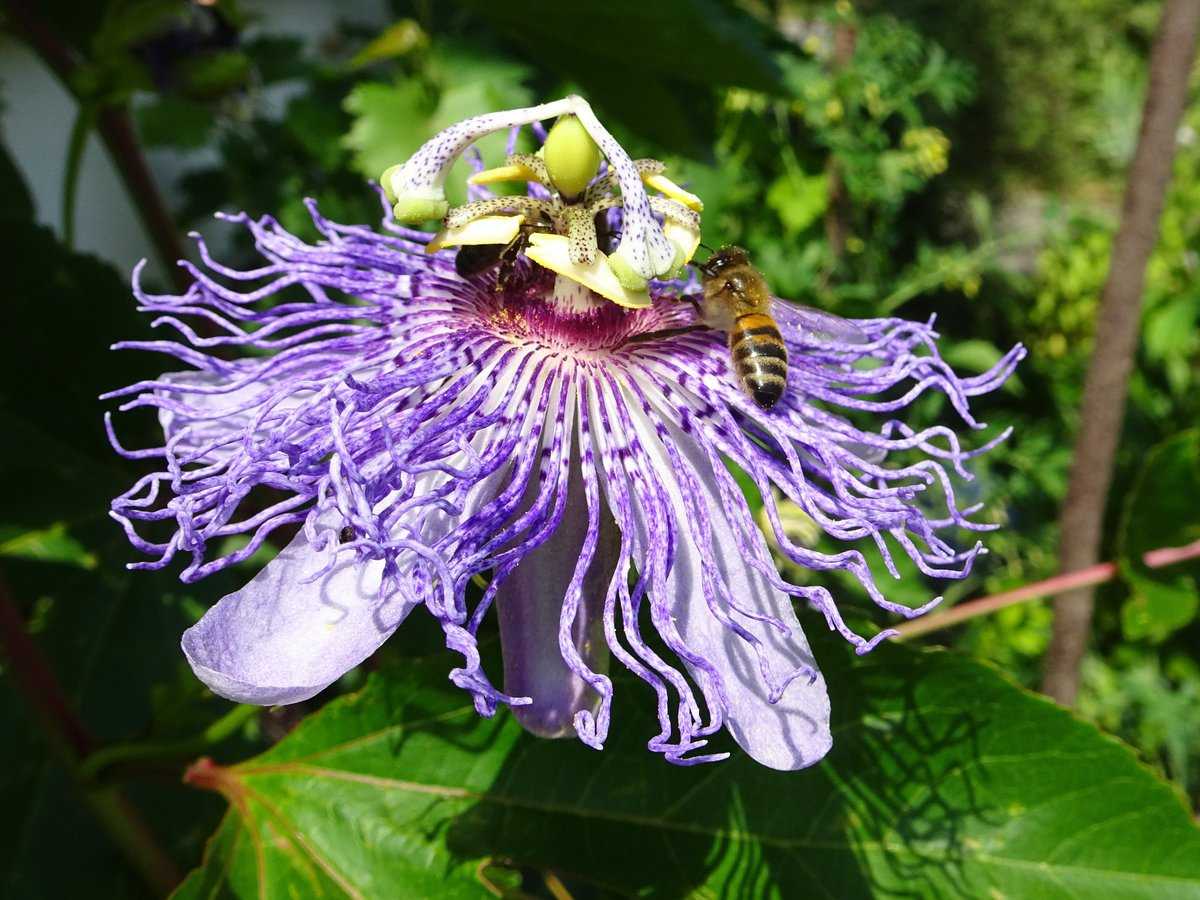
[479,275,690,355]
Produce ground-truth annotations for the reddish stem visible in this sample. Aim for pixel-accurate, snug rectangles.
[0,570,181,895]
[0,575,93,758]
[894,539,1200,640]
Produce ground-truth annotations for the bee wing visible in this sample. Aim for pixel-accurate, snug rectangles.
[770,298,869,346]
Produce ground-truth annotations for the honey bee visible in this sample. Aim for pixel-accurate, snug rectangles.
[623,245,866,411]
[696,246,790,409]
[454,218,554,291]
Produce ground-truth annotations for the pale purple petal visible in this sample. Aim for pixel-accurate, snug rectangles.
[624,386,831,769]
[663,438,831,769]
[495,460,618,738]
[181,529,412,705]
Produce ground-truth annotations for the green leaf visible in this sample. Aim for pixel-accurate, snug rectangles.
[0,522,97,569]
[175,639,1200,897]
[1143,294,1200,363]
[137,96,215,149]
[243,36,309,84]
[459,0,782,93]
[1120,569,1198,643]
[766,170,829,234]
[0,197,249,893]
[284,95,348,170]
[342,44,533,206]
[943,338,1005,374]
[176,50,253,100]
[0,210,159,528]
[1118,430,1200,641]
[92,0,186,58]
[342,80,436,185]
[454,0,768,154]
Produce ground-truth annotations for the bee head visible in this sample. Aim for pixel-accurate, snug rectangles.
[698,245,749,279]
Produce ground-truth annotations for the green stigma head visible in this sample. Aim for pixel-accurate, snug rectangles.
[542,115,602,201]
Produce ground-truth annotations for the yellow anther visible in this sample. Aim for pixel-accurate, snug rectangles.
[663,220,702,268]
[425,214,525,254]
[642,173,704,212]
[524,233,651,308]
[467,163,542,187]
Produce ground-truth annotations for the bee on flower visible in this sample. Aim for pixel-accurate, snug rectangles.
[105,96,1023,769]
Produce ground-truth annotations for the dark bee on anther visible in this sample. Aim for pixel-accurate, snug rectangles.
[454,218,554,292]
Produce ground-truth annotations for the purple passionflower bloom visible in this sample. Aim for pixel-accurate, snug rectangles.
[105,99,1023,769]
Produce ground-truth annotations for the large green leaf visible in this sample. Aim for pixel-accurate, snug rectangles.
[174,636,1200,898]
[459,0,782,93]
[343,42,533,207]
[456,0,778,154]
[1118,430,1200,641]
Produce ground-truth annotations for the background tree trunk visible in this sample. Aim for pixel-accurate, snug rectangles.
[824,21,857,260]
[1041,0,1200,705]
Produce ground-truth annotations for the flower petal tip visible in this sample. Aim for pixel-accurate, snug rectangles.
[179,531,415,708]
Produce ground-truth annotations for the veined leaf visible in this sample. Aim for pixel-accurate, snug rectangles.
[174,639,1200,898]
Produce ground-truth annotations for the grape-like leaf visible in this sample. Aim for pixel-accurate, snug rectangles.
[173,638,1200,898]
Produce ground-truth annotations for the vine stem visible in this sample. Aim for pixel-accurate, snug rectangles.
[61,103,96,250]
[79,703,258,782]
[3,0,191,292]
[893,539,1200,640]
[0,570,181,895]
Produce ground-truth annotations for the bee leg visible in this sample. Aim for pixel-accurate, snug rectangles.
[494,237,525,292]
[620,324,709,348]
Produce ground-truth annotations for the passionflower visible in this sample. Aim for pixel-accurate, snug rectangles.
[105,98,1023,770]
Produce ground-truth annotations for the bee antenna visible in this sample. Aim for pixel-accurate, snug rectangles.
[698,242,715,254]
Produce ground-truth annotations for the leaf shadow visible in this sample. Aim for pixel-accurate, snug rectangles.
[436,639,999,898]
[814,644,1002,899]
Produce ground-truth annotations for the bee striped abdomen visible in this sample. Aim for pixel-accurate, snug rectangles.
[730,313,788,409]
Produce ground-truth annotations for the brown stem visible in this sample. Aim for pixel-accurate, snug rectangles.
[824,22,857,260]
[97,107,192,292]
[1041,0,1200,706]
[3,0,191,293]
[0,571,181,895]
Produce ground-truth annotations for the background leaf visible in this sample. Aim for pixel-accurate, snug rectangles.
[1118,430,1200,641]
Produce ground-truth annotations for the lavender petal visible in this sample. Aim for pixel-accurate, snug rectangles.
[495,459,617,739]
[181,529,416,705]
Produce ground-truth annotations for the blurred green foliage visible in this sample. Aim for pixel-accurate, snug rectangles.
[2,0,1199,894]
